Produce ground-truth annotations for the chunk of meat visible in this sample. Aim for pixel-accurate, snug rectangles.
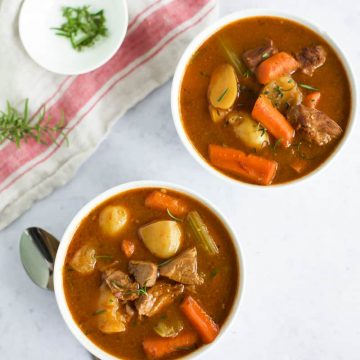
[135,282,184,317]
[287,104,342,145]
[242,39,278,72]
[296,45,327,76]
[97,284,127,334]
[103,268,139,301]
[128,260,158,287]
[159,248,203,285]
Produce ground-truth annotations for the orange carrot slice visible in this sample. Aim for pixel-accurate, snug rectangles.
[252,95,295,147]
[209,144,278,185]
[143,331,198,359]
[303,91,321,108]
[256,52,299,84]
[121,239,135,258]
[145,191,188,216]
[180,295,219,344]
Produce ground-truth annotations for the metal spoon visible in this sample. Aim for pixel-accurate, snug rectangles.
[20,227,100,360]
[20,227,59,290]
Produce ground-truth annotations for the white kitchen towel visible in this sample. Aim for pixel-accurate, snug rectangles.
[0,0,218,230]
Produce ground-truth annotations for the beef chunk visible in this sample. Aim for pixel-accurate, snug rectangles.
[128,260,158,287]
[296,45,327,76]
[135,282,184,317]
[159,248,203,285]
[287,104,342,145]
[242,39,278,72]
[103,268,139,301]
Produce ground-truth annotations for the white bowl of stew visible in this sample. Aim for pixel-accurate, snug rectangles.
[54,181,244,360]
[171,10,357,186]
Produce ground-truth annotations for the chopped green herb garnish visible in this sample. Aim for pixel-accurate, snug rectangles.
[167,208,184,222]
[256,123,268,137]
[0,99,68,148]
[210,268,219,278]
[217,88,229,102]
[273,85,284,98]
[52,6,108,51]
[262,52,270,59]
[272,138,283,152]
[158,258,173,268]
[243,69,252,78]
[93,309,106,316]
[299,83,319,91]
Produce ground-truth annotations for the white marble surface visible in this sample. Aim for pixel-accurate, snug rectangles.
[1,0,360,359]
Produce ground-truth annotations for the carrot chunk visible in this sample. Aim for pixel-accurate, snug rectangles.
[145,191,188,216]
[143,331,198,359]
[252,95,295,147]
[303,91,321,108]
[121,239,135,258]
[209,144,278,185]
[256,52,299,84]
[180,295,219,344]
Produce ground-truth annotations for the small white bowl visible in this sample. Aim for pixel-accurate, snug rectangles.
[54,180,245,360]
[171,9,357,188]
[19,0,128,75]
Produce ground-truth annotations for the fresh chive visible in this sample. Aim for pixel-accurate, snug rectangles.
[256,123,267,137]
[158,258,173,268]
[217,88,228,103]
[93,309,106,316]
[272,138,283,152]
[262,52,270,59]
[52,6,108,51]
[299,83,319,91]
[166,208,184,222]
[210,268,219,278]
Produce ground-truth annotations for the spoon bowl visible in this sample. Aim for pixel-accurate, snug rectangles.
[19,227,59,290]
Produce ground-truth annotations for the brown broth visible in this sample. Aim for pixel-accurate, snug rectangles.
[63,188,239,359]
[179,16,351,185]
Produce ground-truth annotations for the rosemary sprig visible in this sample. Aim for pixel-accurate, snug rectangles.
[52,6,107,51]
[0,99,68,148]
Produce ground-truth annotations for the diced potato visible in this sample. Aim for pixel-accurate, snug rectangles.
[227,111,270,150]
[138,220,182,259]
[99,205,128,237]
[262,76,303,113]
[208,64,238,110]
[97,284,126,334]
[208,105,230,123]
[70,245,96,274]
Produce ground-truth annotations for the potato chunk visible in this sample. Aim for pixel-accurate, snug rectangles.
[262,76,302,113]
[69,245,96,274]
[97,284,126,334]
[139,221,182,259]
[227,111,270,150]
[208,105,230,123]
[99,205,128,237]
[208,64,238,110]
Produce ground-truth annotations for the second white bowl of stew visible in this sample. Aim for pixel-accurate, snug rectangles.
[54,181,244,360]
[171,10,356,186]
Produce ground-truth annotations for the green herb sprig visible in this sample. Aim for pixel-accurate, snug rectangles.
[299,83,319,91]
[52,6,108,51]
[0,99,67,148]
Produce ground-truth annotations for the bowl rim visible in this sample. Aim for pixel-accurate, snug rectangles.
[171,9,358,189]
[53,180,245,360]
[19,0,129,75]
